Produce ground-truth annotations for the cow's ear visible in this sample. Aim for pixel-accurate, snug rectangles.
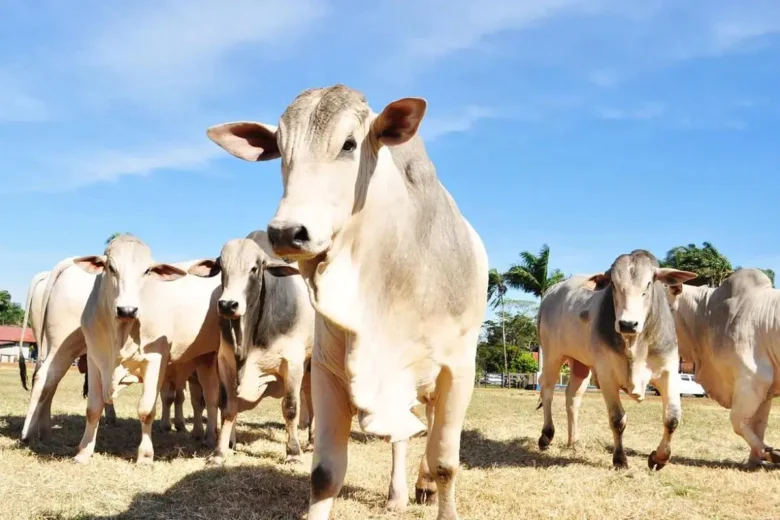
[265,259,299,278]
[147,263,187,282]
[655,268,697,286]
[584,273,611,290]
[371,98,427,147]
[206,122,280,162]
[74,255,107,275]
[188,258,222,278]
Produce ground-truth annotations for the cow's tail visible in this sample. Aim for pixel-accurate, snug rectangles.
[18,271,48,390]
[33,257,78,381]
[83,371,89,399]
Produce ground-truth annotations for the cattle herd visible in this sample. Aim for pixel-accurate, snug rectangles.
[12,84,780,520]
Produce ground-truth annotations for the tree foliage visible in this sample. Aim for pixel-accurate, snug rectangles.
[661,242,733,287]
[105,232,130,245]
[504,244,565,297]
[478,311,539,375]
[0,290,25,326]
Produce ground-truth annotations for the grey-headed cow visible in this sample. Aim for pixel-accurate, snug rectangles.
[206,84,488,520]
[667,268,780,467]
[538,250,696,469]
[189,233,315,464]
[71,235,221,464]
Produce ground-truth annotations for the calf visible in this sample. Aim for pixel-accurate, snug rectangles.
[206,84,488,519]
[537,250,696,469]
[189,234,314,463]
[72,235,221,464]
[667,268,780,467]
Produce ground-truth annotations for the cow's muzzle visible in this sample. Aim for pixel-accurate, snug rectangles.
[116,306,138,321]
[267,221,312,257]
[218,300,240,319]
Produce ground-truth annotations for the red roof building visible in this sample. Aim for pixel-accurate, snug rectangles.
[0,326,36,345]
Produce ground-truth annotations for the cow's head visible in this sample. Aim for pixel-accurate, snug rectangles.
[73,235,186,322]
[590,250,696,337]
[205,84,426,260]
[188,238,298,319]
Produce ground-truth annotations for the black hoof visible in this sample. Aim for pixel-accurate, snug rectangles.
[647,450,667,471]
[538,434,553,451]
[415,486,437,506]
[612,452,628,470]
[766,447,780,464]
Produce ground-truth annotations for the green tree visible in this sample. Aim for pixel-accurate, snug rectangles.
[762,269,776,287]
[504,244,565,298]
[487,268,509,386]
[513,351,539,373]
[661,242,732,287]
[0,290,25,326]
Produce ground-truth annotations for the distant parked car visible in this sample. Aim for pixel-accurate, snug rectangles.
[481,373,504,386]
[647,373,707,397]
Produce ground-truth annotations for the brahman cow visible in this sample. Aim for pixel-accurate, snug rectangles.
[21,257,212,444]
[70,235,221,464]
[206,84,488,520]
[667,268,780,467]
[537,250,696,469]
[189,233,314,463]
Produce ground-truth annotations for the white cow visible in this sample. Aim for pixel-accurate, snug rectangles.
[189,234,315,464]
[69,235,221,464]
[206,84,488,520]
[667,268,780,467]
[537,250,696,469]
[21,258,209,443]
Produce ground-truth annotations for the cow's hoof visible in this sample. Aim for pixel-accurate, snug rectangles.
[161,423,172,433]
[612,453,629,470]
[415,486,437,506]
[647,450,667,471]
[73,453,91,465]
[228,439,236,450]
[766,448,780,464]
[385,497,408,512]
[174,421,186,432]
[285,454,302,464]
[207,454,225,466]
[136,452,154,465]
[202,437,216,449]
[538,435,552,451]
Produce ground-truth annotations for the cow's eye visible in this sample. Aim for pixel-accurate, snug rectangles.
[250,266,258,275]
[342,138,357,152]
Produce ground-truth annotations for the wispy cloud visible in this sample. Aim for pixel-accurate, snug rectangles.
[78,0,328,106]
[422,106,497,141]
[597,102,665,121]
[0,70,49,122]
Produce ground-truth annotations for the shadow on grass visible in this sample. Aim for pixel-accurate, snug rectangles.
[460,429,602,469]
[600,444,752,471]
[38,464,382,520]
[0,414,218,463]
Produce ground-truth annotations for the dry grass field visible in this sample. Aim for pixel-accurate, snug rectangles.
[1,365,780,520]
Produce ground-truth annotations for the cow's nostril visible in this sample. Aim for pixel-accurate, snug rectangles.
[116,306,138,319]
[618,320,639,333]
[292,226,309,244]
[218,300,239,316]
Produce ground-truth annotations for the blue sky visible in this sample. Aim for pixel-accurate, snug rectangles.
[1,0,779,312]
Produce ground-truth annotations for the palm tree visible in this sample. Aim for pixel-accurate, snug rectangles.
[504,244,565,298]
[487,269,509,386]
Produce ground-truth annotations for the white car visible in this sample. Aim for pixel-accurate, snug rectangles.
[648,373,707,397]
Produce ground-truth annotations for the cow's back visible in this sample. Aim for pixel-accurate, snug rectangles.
[539,276,601,366]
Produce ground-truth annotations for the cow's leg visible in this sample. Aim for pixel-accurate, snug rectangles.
[159,380,175,432]
[211,345,238,464]
[104,403,117,426]
[748,397,775,466]
[74,356,104,464]
[566,360,591,446]
[426,365,474,520]
[174,386,186,432]
[599,375,628,469]
[648,368,682,471]
[299,361,315,451]
[415,400,437,505]
[730,376,777,466]
[196,357,219,448]
[308,363,352,520]
[189,374,206,441]
[282,360,305,463]
[137,351,167,465]
[22,340,82,442]
[387,440,409,511]
[538,353,564,450]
